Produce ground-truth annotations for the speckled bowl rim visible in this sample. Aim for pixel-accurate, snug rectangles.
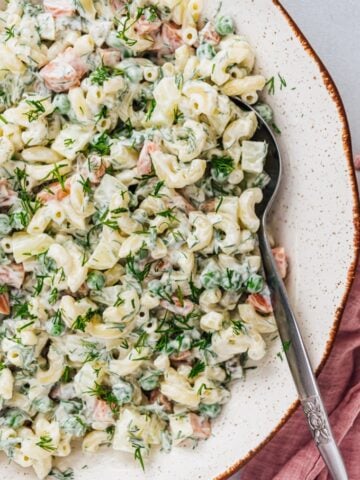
[215,2,360,479]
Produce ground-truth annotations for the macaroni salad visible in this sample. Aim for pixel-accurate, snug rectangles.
[0,0,287,478]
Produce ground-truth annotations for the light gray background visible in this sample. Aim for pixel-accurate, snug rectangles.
[229,2,360,479]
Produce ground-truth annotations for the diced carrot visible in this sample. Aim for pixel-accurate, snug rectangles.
[0,179,17,207]
[137,141,159,175]
[161,22,183,52]
[44,0,75,17]
[201,22,221,45]
[0,264,25,289]
[99,48,122,68]
[135,16,162,35]
[160,298,194,316]
[152,22,183,54]
[149,389,173,413]
[247,294,273,314]
[272,247,288,279]
[37,180,71,203]
[169,193,195,213]
[0,293,10,315]
[189,413,211,439]
[92,399,114,423]
[40,48,89,93]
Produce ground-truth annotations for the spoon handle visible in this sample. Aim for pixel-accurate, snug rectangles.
[258,225,348,480]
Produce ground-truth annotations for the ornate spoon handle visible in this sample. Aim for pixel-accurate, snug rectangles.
[258,225,348,480]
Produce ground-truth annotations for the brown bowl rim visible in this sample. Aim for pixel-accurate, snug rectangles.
[215,2,360,479]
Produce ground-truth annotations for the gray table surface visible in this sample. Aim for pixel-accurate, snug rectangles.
[229,2,360,479]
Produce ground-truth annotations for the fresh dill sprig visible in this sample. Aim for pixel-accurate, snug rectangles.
[64,138,75,147]
[90,65,112,86]
[36,435,56,452]
[71,309,98,332]
[90,132,112,155]
[125,254,152,282]
[150,180,164,197]
[145,99,156,121]
[4,24,15,41]
[49,163,68,191]
[157,208,179,223]
[265,76,275,95]
[129,433,146,471]
[232,319,246,335]
[24,97,49,122]
[211,155,234,178]
[188,360,206,379]
[49,467,74,479]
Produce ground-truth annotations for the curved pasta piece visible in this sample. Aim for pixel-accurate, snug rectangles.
[11,233,54,263]
[187,211,213,251]
[160,368,199,408]
[211,325,266,362]
[103,288,140,323]
[238,187,263,232]
[109,349,150,377]
[222,112,258,149]
[207,212,241,254]
[86,227,123,270]
[82,431,109,453]
[221,75,266,97]
[182,81,218,117]
[162,120,207,163]
[48,241,88,292]
[152,151,206,188]
[36,346,64,385]
[238,304,277,333]
[211,44,254,86]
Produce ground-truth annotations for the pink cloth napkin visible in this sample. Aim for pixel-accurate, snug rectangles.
[240,260,360,480]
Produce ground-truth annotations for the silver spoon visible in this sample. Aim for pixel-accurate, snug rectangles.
[231,97,348,480]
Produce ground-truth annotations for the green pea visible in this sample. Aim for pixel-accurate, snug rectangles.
[139,371,161,391]
[254,101,274,123]
[148,280,173,300]
[46,315,66,337]
[61,398,83,414]
[197,42,216,60]
[32,396,54,414]
[53,94,71,115]
[86,271,106,291]
[200,269,222,289]
[125,65,143,83]
[215,15,234,36]
[1,408,29,428]
[198,403,221,418]
[10,211,29,230]
[246,273,264,293]
[221,269,243,291]
[0,214,11,236]
[113,380,133,405]
[62,415,88,436]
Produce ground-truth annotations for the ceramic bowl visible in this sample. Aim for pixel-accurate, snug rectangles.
[1,1,358,479]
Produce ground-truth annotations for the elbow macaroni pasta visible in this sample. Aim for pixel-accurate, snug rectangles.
[0,1,284,478]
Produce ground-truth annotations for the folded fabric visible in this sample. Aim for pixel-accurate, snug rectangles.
[240,260,360,480]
